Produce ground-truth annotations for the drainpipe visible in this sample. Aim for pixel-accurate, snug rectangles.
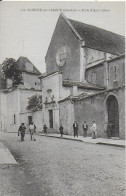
[80,40,86,82]
[104,53,109,88]
[18,89,21,125]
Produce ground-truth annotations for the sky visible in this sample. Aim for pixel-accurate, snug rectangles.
[0,1,125,73]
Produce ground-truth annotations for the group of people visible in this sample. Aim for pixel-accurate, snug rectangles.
[73,120,97,139]
[59,120,97,139]
[18,120,112,141]
[18,122,36,142]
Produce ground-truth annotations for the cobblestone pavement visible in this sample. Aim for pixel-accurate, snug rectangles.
[0,132,125,196]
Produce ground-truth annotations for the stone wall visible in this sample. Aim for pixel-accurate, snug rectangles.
[85,63,104,87]
[0,89,42,132]
[20,89,42,113]
[85,48,104,65]
[74,87,125,139]
[19,72,41,90]
[45,14,80,81]
[59,100,75,135]
[42,72,71,132]
[20,110,43,133]
[108,56,125,89]
[74,94,105,137]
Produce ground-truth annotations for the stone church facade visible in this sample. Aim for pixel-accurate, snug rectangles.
[41,13,125,139]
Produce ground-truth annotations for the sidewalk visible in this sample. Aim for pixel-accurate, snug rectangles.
[38,133,125,148]
[0,141,17,165]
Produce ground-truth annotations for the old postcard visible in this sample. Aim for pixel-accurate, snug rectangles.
[0,1,125,196]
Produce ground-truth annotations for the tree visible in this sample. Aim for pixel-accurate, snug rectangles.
[1,58,23,87]
[26,94,42,112]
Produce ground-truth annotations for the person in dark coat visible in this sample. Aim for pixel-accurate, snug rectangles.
[59,124,63,137]
[43,124,47,134]
[82,121,88,137]
[73,120,78,138]
[106,122,113,139]
[18,123,26,141]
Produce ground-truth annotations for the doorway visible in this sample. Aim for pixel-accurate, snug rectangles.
[106,95,119,137]
[28,116,32,125]
[49,110,53,128]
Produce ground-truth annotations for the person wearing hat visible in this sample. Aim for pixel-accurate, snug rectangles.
[73,120,78,138]
[59,123,64,137]
[18,123,26,141]
[82,121,88,137]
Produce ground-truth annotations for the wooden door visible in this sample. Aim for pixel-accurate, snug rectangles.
[49,110,53,128]
[107,95,119,137]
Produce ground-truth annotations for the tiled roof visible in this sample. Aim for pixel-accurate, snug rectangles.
[62,80,105,90]
[16,56,41,75]
[69,19,125,55]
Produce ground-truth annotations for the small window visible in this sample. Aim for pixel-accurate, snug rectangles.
[114,65,117,80]
[92,72,96,84]
[35,82,37,85]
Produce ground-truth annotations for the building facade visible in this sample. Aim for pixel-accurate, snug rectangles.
[0,57,43,132]
[41,13,125,139]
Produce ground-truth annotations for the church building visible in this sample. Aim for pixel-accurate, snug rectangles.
[41,13,125,139]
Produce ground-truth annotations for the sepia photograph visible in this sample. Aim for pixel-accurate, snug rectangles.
[0,1,125,196]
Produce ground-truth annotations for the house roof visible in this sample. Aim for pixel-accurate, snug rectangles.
[69,19,125,55]
[62,80,105,90]
[16,56,41,75]
[107,53,125,63]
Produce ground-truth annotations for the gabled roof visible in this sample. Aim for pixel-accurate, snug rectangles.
[69,19,125,55]
[16,56,41,75]
[63,80,105,90]
[59,13,124,56]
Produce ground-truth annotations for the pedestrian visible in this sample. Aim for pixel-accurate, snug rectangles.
[18,123,26,142]
[29,122,36,141]
[43,124,47,134]
[73,120,78,138]
[59,123,64,137]
[82,121,88,137]
[91,120,97,139]
[34,124,36,134]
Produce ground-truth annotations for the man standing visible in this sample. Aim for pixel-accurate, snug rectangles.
[59,123,64,138]
[43,124,47,134]
[18,123,26,141]
[82,121,88,137]
[73,120,78,138]
[29,122,36,141]
[91,120,97,139]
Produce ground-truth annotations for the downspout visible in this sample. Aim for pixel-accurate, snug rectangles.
[104,53,109,88]
[18,89,21,125]
[80,40,86,82]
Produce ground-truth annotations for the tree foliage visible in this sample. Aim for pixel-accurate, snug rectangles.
[1,58,23,86]
[26,94,42,112]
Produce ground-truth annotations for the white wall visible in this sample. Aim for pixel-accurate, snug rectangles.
[19,72,41,90]
[42,72,71,131]
[20,89,42,113]
[0,88,43,132]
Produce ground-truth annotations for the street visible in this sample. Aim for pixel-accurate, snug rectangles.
[0,132,125,196]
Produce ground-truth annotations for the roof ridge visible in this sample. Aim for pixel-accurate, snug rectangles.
[69,19,125,38]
